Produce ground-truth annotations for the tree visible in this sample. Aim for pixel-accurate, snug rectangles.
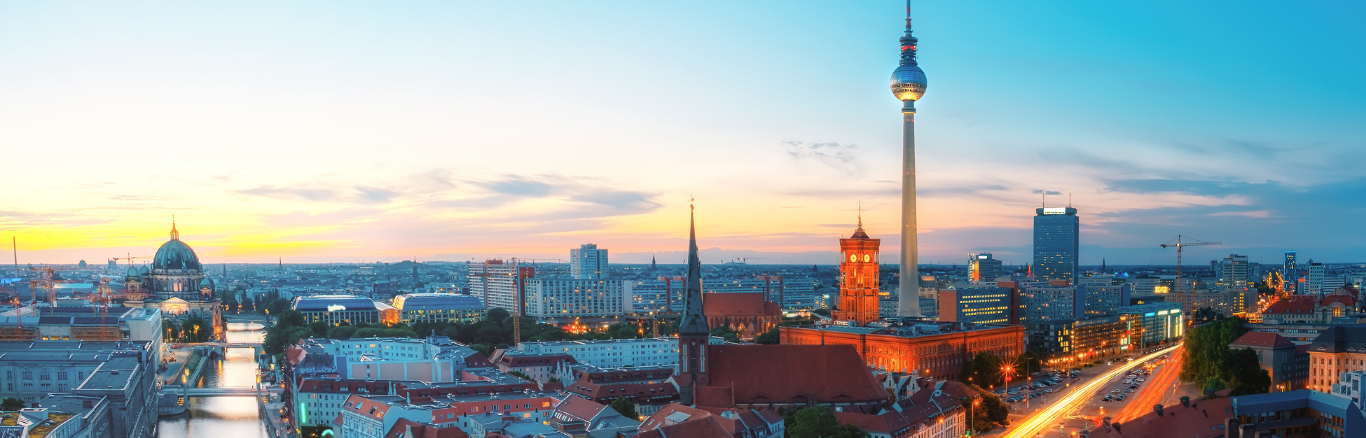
[962,387,1009,434]
[1180,316,1249,390]
[787,406,870,438]
[609,397,639,419]
[1225,348,1272,396]
[1017,351,1042,375]
[960,352,1007,387]
[755,328,780,345]
[1,398,25,410]
[487,307,511,323]
[309,321,330,338]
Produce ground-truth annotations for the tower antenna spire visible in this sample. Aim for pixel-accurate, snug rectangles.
[858,200,863,229]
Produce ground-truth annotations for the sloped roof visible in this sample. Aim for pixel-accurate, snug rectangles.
[694,345,886,408]
[635,416,734,438]
[1321,294,1355,308]
[1229,331,1296,349]
[1265,296,1316,315]
[1310,324,1366,353]
[1090,397,1231,438]
[554,394,609,423]
[702,293,780,317]
[566,378,678,404]
[284,347,307,366]
[385,418,470,438]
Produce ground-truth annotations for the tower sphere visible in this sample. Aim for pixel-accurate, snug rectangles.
[891,63,927,102]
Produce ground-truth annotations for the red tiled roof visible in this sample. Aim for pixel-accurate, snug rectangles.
[463,353,492,368]
[1321,294,1355,308]
[285,347,307,366]
[636,416,735,438]
[694,345,886,409]
[1230,332,1296,349]
[1264,296,1316,315]
[344,394,392,421]
[554,394,609,422]
[565,378,678,404]
[385,418,471,438]
[1090,397,1231,438]
[703,293,781,317]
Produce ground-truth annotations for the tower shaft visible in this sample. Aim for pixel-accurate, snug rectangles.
[898,110,920,317]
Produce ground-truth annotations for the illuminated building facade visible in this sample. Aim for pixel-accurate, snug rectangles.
[1032,207,1079,282]
[968,253,1003,282]
[122,222,222,340]
[290,295,388,326]
[833,219,882,326]
[937,286,1014,325]
[1117,302,1183,347]
[1082,283,1131,317]
[1285,251,1299,294]
[523,277,630,319]
[780,322,1024,380]
[391,293,484,324]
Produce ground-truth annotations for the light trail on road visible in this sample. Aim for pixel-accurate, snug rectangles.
[1114,346,1184,422]
[1002,344,1182,438]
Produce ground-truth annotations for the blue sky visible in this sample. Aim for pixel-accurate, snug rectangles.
[1,1,1362,266]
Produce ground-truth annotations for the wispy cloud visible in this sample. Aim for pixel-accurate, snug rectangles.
[783,140,863,177]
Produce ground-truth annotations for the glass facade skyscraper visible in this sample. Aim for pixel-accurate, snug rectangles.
[1033,207,1079,282]
[1283,251,1297,294]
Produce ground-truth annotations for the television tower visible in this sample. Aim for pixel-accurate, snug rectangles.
[890,0,928,317]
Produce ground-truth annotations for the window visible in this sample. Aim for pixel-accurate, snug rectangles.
[57,372,67,381]
[23,383,32,391]
[77,372,84,381]
[22,371,31,380]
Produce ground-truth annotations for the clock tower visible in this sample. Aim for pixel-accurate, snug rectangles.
[833,215,882,326]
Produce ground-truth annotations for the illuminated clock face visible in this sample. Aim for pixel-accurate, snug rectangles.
[864,254,871,262]
[850,254,857,262]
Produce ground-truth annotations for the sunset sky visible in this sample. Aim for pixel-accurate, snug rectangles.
[2,1,1363,266]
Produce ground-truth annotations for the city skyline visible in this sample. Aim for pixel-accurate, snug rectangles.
[3,1,1364,265]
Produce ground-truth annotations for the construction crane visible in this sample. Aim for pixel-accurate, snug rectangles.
[27,266,59,311]
[1160,235,1221,294]
[111,253,148,268]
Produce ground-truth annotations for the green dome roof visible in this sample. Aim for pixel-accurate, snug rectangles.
[126,267,141,277]
[153,239,201,271]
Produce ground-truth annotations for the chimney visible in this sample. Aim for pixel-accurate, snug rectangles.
[1102,417,1111,428]
[1153,404,1164,416]
[1225,418,1241,438]
[1180,396,1190,407]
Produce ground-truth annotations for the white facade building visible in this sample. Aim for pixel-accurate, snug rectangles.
[518,337,723,369]
[524,277,630,318]
[570,244,608,279]
[467,260,527,313]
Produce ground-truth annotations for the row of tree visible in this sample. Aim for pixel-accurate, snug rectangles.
[1179,316,1271,395]
[263,307,683,356]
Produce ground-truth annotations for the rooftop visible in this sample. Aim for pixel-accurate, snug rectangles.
[291,295,378,312]
[392,294,482,311]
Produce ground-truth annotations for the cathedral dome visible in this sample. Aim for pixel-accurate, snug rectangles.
[199,277,214,289]
[126,267,141,277]
[153,239,201,271]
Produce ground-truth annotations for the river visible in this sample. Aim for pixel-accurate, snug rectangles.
[157,323,269,438]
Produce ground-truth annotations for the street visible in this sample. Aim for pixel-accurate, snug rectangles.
[999,344,1183,438]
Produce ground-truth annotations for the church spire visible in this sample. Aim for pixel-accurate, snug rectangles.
[170,216,180,241]
[679,201,709,335]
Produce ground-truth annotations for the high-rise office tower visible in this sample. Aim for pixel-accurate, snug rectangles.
[1033,207,1080,282]
[1306,260,1325,298]
[570,244,608,279]
[890,2,928,317]
[969,253,1003,282]
[1284,251,1298,294]
[1221,254,1250,288]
